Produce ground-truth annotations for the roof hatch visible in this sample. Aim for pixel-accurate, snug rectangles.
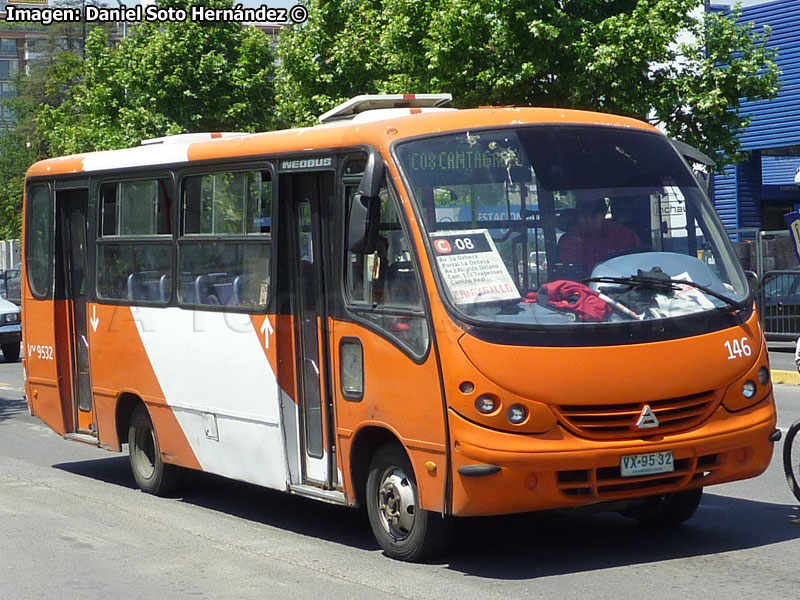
[317,94,453,124]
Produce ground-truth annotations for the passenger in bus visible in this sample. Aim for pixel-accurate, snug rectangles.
[557,197,641,272]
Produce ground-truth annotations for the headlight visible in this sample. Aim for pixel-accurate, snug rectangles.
[742,380,757,399]
[475,394,497,414]
[2,312,20,324]
[507,404,528,425]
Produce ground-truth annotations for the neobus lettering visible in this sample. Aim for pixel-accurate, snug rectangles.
[281,157,332,169]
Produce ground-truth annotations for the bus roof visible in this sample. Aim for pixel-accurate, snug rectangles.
[26,106,660,178]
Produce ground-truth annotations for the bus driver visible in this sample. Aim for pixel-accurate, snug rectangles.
[557,196,641,271]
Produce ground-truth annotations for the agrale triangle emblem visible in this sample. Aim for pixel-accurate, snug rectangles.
[636,405,660,429]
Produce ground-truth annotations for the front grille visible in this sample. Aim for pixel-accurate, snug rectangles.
[556,390,720,440]
[557,453,721,500]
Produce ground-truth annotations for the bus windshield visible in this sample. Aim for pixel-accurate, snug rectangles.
[395,126,748,327]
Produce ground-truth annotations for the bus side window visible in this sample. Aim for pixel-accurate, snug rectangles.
[178,169,272,309]
[344,181,429,357]
[26,184,54,299]
[96,178,173,303]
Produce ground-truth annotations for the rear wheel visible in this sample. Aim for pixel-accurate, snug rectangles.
[783,419,800,503]
[625,487,703,526]
[128,404,183,496]
[1,342,20,362]
[365,444,451,562]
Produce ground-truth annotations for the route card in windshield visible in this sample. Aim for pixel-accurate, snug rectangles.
[431,229,520,304]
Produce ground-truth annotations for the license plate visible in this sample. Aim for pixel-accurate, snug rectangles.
[620,450,674,477]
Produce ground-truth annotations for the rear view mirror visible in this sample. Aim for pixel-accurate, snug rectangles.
[348,150,384,254]
[745,270,759,300]
[670,138,715,193]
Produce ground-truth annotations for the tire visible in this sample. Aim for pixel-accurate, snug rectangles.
[365,444,452,562]
[783,419,800,503]
[625,487,703,526]
[1,343,20,363]
[128,404,183,496]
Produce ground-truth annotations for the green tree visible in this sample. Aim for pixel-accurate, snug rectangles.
[0,19,87,238]
[276,0,778,165]
[38,0,277,156]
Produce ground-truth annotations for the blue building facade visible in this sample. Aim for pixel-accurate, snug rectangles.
[711,0,800,234]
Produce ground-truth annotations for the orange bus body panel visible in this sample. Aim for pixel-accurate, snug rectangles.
[448,398,775,515]
[330,320,447,510]
[444,311,775,515]
[456,313,764,407]
[24,300,67,435]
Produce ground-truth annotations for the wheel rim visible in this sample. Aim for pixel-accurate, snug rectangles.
[132,423,156,481]
[376,466,416,540]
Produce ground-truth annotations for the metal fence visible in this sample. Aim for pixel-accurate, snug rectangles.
[758,270,800,340]
[729,229,800,340]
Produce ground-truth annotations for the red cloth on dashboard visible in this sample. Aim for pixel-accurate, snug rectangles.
[535,280,612,322]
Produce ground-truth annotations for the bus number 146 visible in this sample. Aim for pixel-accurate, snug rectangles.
[724,337,751,360]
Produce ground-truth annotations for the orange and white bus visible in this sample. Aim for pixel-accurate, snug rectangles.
[22,95,779,561]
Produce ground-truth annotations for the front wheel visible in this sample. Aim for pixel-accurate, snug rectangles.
[783,419,800,503]
[365,444,451,562]
[624,487,703,526]
[128,404,183,496]
[1,342,20,362]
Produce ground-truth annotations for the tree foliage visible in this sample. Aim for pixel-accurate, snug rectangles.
[276,0,778,165]
[38,0,277,156]
[0,11,87,238]
[0,0,276,236]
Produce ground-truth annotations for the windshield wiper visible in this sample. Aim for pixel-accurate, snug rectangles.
[584,275,749,312]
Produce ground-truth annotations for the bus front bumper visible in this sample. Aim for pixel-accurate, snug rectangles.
[448,394,777,516]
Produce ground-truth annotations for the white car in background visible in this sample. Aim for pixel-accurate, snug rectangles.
[0,295,21,362]
[0,263,21,305]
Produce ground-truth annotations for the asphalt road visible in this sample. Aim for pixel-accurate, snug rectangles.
[1,356,799,600]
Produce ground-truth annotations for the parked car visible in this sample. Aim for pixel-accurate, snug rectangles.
[0,294,21,362]
[0,263,21,305]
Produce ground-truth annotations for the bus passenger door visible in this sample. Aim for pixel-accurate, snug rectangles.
[55,189,94,436]
[282,170,336,487]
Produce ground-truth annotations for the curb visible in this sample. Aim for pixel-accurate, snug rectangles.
[772,369,800,385]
